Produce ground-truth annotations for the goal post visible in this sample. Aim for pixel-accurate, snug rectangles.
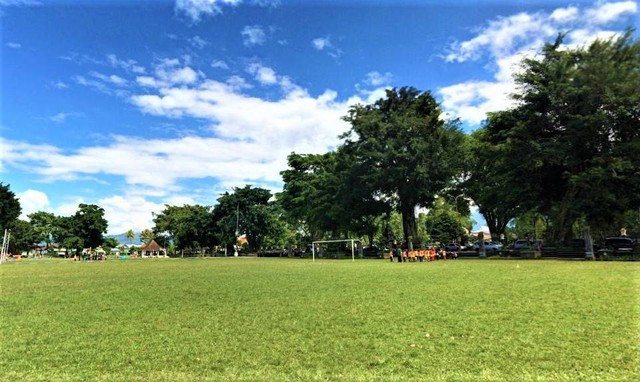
[311,239,359,262]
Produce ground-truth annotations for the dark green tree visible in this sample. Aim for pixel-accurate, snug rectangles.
[212,185,284,252]
[153,204,216,252]
[28,211,57,249]
[508,32,640,242]
[8,219,38,254]
[424,198,468,245]
[125,229,136,245]
[102,237,121,252]
[341,87,466,247]
[280,152,343,239]
[72,204,109,250]
[0,183,21,232]
[464,110,529,239]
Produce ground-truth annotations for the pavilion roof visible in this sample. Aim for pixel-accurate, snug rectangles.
[140,239,164,251]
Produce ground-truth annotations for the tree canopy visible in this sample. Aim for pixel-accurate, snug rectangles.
[0,183,21,232]
[341,87,466,247]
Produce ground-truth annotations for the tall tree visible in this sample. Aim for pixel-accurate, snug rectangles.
[28,211,57,249]
[125,229,136,245]
[509,32,640,242]
[73,204,109,250]
[153,204,216,252]
[0,183,21,232]
[341,87,466,247]
[465,110,528,239]
[212,185,283,252]
[8,220,38,254]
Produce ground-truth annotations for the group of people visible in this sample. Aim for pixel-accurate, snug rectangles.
[389,246,457,262]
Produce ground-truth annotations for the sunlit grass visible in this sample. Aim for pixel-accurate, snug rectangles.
[1,258,638,381]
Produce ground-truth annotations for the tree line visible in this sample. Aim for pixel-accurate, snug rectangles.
[1,33,638,255]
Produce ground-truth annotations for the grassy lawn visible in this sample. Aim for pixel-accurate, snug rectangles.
[1,258,639,381]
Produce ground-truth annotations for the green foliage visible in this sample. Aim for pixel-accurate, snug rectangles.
[512,32,640,242]
[102,237,120,251]
[212,185,283,251]
[153,204,216,251]
[424,200,467,244]
[8,219,38,254]
[27,211,56,247]
[125,228,136,244]
[0,182,21,232]
[280,152,344,238]
[140,228,154,245]
[465,111,528,239]
[342,87,466,246]
[48,204,108,254]
[73,204,108,249]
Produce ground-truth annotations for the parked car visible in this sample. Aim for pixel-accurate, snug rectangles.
[444,243,461,252]
[513,239,529,250]
[472,241,503,252]
[513,239,542,250]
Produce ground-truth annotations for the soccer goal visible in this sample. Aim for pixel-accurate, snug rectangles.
[311,239,360,262]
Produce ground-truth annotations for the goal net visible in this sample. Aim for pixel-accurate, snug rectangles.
[311,239,361,262]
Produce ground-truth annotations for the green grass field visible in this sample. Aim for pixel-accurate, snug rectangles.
[1,258,639,381]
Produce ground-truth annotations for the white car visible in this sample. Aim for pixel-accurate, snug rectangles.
[472,241,503,252]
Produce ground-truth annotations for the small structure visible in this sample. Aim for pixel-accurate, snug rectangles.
[139,240,167,258]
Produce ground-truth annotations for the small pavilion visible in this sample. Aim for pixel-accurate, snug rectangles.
[139,240,167,258]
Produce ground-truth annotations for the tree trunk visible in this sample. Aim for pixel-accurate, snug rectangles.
[400,204,417,250]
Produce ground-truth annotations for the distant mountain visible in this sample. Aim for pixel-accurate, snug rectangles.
[105,232,142,245]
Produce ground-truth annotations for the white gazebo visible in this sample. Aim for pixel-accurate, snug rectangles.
[139,240,167,258]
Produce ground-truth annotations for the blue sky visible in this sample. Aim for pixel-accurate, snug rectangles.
[1,0,638,234]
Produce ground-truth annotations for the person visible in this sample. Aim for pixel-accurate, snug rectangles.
[389,247,394,262]
[395,246,403,263]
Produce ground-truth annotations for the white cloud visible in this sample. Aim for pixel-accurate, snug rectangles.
[88,71,128,86]
[51,80,69,89]
[189,35,208,49]
[312,37,331,50]
[106,54,145,74]
[174,0,241,23]
[550,6,579,23]
[136,76,158,87]
[6,42,21,49]
[247,63,277,85]
[98,194,165,234]
[17,190,50,219]
[311,36,342,60]
[225,75,252,90]
[48,112,79,123]
[211,60,229,69]
[241,25,267,46]
[585,1,637,24]
[439,81,515,126]
[440,1,638,126]
[364,71,394,87]
[0,0,42,6]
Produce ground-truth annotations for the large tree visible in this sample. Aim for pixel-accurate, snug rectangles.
[28,211,57,249]
[465,110,529,239]
[507,32,640,242]
[280,152,344,239]
[8,219,38,254]
[0,183,21,232]
[213,185,283,252]
[72,204,109,250]
[153,204,216,252]
[50,204,108,256]
[341,87,466,247]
